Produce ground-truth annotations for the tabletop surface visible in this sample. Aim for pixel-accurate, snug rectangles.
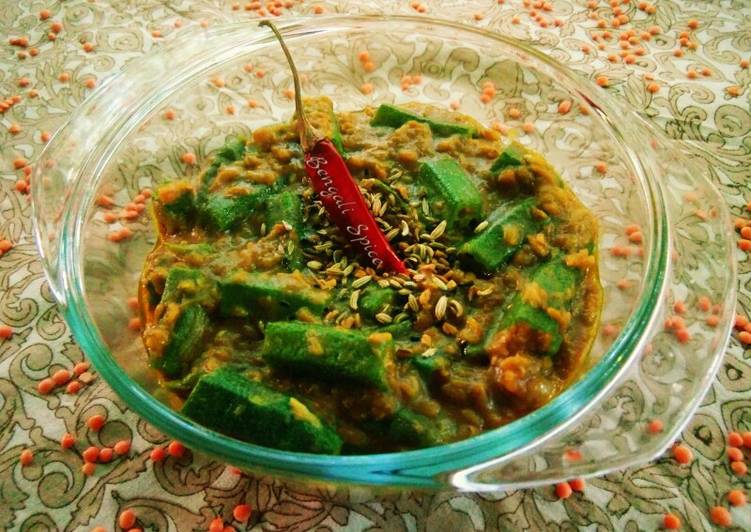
[2,0,750,530]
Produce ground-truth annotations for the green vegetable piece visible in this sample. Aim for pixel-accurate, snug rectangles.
[388,409,455,447]
[200,185,272,232]
[164,242,214,256]
[470,255,581,358]
[262,322,393,389]
[489,143,525,174]
[265,191,304,270]
[153,304,208,378]
[418,157,484,230]
[371,104,476,137]
[200,137,247,189]
[153,181,196,233]
[161,267,213,305]
[411,352,450,381]
[359,286,396,319]
[219,272,330,320]
[459,197,542,274]
[182,367,342,454]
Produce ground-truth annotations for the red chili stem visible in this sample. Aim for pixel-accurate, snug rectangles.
[260,21,406,273]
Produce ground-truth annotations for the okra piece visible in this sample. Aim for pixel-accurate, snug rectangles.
[470,255,581,358]
[411,352,450,381]
[359,286,396,320]
[219,271,330,320]
[265,191,304,270]
[199,185,273,232]
[388,409,455,448]
[489,143,524,174]
[153,180,196,234]
[262,322,393,389]
[459,197,542,274]
[153,304,208,378]
[182,367,342,454]
[371,104,476,137]
[418,157,484,231]
[161,267,214,305]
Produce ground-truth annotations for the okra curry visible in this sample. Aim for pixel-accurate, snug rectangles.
[140,98,602,454]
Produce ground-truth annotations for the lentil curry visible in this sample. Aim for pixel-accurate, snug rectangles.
[140,97,602,454]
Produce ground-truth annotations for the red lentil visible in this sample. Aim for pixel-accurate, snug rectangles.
[87,414,106,431]
[114,440,131,455]
[167,440,185,457]
[522,122,535,134]
[233,504,252,522]
[209,517,224,532]
[82,446,100,463]
[687,69,698,79]
[743,432,751,447]
[149,447,166,463]
[66,380,81,394]
[61,433,75,449]
[20,449,34,466]
[741,59,750,69]
[557,100,572,114]
[99,447,114,463]
[647,82,660,93]
[82,462,96,476]
[663,513,681,529]
[731,461,747,475]
[727,447,744,461]
[710,506,731,527]
[673,444,693,464]
[648,419,664,433]
[38,378,55,395]
[569,478,585,492]
[738,331,751,345]
[360,83,373,95]
[555,482,572,499]
[119,509,137,529]
[595,162,607,174]
[697,296,712,312]
[706,315,719,327]
[727,490,746,506]
[83,42,95,53]
[675,328,690,344]
[687,19,699,29]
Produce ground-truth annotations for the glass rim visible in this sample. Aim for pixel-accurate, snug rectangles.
[40,14,671,487]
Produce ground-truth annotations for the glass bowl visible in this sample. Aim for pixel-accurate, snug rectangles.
[31,15,736,490]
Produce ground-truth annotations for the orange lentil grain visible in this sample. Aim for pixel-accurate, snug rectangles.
[675,328,690,344]
[507,108,521,120]
[736,314,749,329]
[38,378,55,395]
[511,16,520,24]
[648,419,664,433]
[555,482,573,499]
[607,54,619,63]
[741,59,749,69]
[728,432,744,447]
[255,69,265,78]
[167,440,185,457]
[741,431,751,447]
[66,380,81,394]
[99,447,114,463]
[673,301,686,314]
[673,444,693,464]
[569,478,585,492]
[114,440,131,455]
[558,100,572,114]
[13,157,27,169]
[119,509,137,529]
[312,5,324,14]
[233,504,252,522]
[701,67,711,77]
[739,239,751,251]
[87,414,106,431]
[81,461,96,475]
[710,506,732,527]
[9,123,22,135]
[357,51,370,62]
[596,75,609,87]
[225,104,236,115]
[181,152,196,166]
[51,21,62,33]
[728,447,744,461]
[128,317,142,331]
[647,82,661,93]
[728,490,746,506]
[687,69,698,79]
[20,449,34,466]
[706,315,720,327]
[522,122,535,134]
[52,369,71,386]
[209,518,224,532]
[83,42,94,53]
[731,461,748,475]
[82,446,100,463]
[624,55,636,64]
[727,86,742,97]
[150,446,166,462]
[646,5,656,14]
[595,162,607,174]
[663,513,681,530]
[61,433,75,449]
[103,212,118,224]
[688,19,699,29]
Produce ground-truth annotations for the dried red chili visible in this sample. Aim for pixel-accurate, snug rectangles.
[260,21,406,273]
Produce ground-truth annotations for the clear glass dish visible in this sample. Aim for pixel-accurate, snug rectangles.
[31,15,736,490]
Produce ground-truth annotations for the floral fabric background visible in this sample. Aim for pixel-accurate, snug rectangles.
[1,0,751,530]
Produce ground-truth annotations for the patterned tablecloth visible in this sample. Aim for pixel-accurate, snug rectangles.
[2,0,750,530]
